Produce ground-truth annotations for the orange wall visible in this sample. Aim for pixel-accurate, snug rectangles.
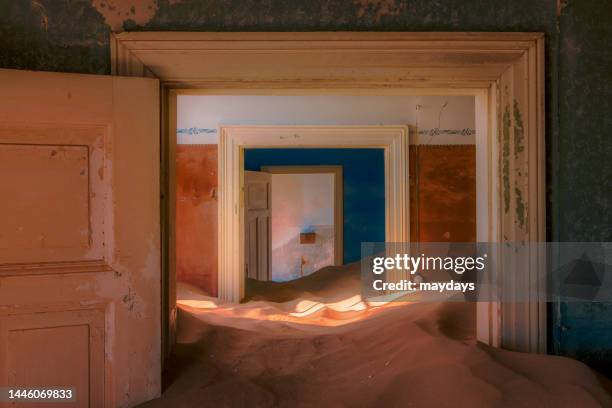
[410,145,476,243]
[175,145,218,296]
[176,145,475,294]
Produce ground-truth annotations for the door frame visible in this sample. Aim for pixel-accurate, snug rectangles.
[220,126,408,301]
[261,165,344,267]
[111,32,546,355]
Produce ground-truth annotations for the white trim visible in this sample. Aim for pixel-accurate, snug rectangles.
[218,125,409,302]
[475,87,501,347]
[112,31,546,354]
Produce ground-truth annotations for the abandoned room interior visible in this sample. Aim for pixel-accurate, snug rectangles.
[0,1,611,407]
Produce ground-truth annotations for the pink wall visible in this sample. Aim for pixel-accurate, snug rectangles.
[270,173,335,281]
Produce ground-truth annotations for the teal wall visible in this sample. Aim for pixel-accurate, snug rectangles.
[1,0,610,371]
[554,0,612,375]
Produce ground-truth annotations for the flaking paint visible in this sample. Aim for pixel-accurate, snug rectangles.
[502,104,511,215]
[175,145,218,296]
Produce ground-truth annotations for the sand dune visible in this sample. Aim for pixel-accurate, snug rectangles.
[141,264,611,407]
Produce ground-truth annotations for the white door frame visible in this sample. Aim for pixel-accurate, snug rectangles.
[219,125,409,302]
[111,32,546,355]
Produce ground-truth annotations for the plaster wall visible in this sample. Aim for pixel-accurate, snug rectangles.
[176,95,476,145]
[270,173,335,281]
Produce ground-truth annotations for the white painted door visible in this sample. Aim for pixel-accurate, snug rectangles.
[244,171,272,281]
[0,69,160,408]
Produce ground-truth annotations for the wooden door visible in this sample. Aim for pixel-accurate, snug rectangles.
[0,69,160,407]
[244,171,272,281]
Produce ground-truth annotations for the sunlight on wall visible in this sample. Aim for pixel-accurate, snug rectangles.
[271,173,335,281]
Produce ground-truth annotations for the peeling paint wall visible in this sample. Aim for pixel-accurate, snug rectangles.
[175,145,218,296]
[1,0,556,75]
[91,0,158,31]
[411,145,476,243]
[554,0,612,375]
[1,0,610,369]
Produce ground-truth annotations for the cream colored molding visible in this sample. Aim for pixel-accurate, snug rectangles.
[110,33,157,78]
[113,32,542,89]
[218,125,409,303]
[113,32,546,354]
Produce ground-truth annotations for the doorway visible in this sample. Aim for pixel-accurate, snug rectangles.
[167,95,481,403]
[250,164,345,282]
[173,94,477,302]
[0,32,549,407]
[113,31,547,357]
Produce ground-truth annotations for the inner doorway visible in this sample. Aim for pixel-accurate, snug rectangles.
[245,164,345,283]
[167,94,479,403]
[174,94,477,305]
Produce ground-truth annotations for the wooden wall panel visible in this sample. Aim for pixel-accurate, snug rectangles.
[0,145,89,252]
[0,308,105,408]
[0,126,106,265]
[175,145,218,296]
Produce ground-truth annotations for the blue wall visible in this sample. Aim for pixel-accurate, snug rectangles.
[244,148,385,264]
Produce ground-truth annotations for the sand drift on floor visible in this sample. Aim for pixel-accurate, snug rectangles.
[142,263,611,407]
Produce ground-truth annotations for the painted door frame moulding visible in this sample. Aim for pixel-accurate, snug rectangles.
[111,32,546,355]
[261,165,344,267]
[221,126,408,301]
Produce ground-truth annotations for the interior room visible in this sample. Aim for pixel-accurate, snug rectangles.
[2,12,610,405]
[175,94,477,295]
[168,94,484,404]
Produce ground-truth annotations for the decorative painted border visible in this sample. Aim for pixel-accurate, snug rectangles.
[179,127,475,137]
[176,127,217,135]
[417,128,475,136]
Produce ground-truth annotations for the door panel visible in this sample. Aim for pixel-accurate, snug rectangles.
[257,217,270,281]
[0,69,160,408]
[1,308,105,408]
[0,126,106,264]
[244,171,271,282]
[246,218,258,280]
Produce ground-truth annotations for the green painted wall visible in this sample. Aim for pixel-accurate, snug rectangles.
[554,0,612,376]
[1,0,610,370]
